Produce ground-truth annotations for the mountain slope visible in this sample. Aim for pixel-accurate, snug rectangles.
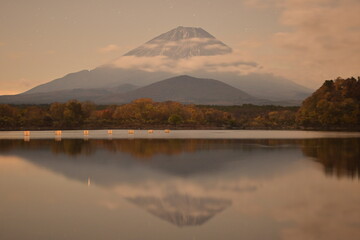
[98,75,263,105]
[23,68,167,94]
[189,71,312,101]
[0,84,138,104]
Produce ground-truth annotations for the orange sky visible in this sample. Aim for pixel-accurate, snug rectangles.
[0,0,359,94]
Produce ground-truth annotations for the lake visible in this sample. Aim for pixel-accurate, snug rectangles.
[0,130,359,240]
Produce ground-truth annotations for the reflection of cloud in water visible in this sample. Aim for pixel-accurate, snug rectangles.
[0,139,301,227]
[0,138,359,237]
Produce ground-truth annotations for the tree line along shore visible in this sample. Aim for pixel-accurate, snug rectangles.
[0,77,359,131]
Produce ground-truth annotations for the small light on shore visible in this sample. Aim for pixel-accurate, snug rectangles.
[55,130,62,136]
[128,130,135,134]
[24,131,30,136]
[107,130,113,134]
[84,130,89,135]
[164,129,170,133]
[148,130,154,134]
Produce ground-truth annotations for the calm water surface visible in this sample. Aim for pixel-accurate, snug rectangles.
[0,130,359,240]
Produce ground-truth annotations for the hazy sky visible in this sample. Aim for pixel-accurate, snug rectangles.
[1,0,359,94]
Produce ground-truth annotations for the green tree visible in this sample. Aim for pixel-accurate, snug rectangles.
[50,102,66,127]
[168,114,183,125]
[63,100,84,128]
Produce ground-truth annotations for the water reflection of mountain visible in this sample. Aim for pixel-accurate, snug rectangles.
[127,193,231,227]
[0,138,300,158]
[0,138,358,179]
[1,138,359,227]
[0,139,304,185]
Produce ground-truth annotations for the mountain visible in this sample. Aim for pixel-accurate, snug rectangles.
[124,26,232,58]
[98,75,264,105]
[193,71,312,101]
[1,26,313,104]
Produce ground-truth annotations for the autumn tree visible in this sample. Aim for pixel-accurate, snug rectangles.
[21,106,46,128]
[296,77,360,128]
[0,104,18,128]
[50,102,66,127]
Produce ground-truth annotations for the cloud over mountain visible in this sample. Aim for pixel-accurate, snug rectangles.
[110,52,261,75]
[108,26,261,75]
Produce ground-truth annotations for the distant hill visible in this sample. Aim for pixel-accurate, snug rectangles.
[193,71,312,101]
[98,75,265,105]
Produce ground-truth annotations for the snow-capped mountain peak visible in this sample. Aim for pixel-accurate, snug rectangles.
[124,26,232,59]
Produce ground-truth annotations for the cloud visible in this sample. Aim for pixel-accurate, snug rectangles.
[245,0,360,87]
[110,50,262,75]
[244,0,279,8]
[142,43,159,49]
[45,50,56,55]
[19,78,33,88]
[0,78,36,95]
[8,52,24,60]
[98,44,121,53]
[203,43,231,51]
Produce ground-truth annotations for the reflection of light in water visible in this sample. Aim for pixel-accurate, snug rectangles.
[24,136,30,142]
[88,177,91,187]
[55,136,61,142]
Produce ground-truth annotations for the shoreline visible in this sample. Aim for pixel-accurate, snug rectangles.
[1,126,359,132]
